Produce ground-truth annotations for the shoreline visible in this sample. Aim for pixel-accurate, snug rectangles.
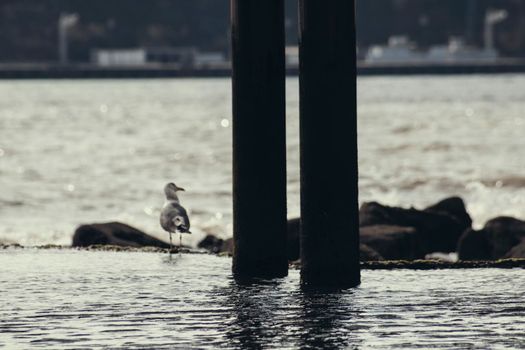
[1,60,525,79]
[3,244,524,270]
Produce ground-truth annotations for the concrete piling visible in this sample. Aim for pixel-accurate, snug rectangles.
[231,0,288,279]
[298,0,361,288]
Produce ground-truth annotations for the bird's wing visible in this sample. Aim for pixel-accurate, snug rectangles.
[159,201,191,234]
[170,204,191,233]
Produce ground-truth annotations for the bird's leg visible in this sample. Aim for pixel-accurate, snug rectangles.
[169,232,173,255]
[179,233,182,255]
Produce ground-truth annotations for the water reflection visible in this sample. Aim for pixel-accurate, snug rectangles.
[161,252,186,266]
[221,278,364,349]
[224,279,286,348]
[298,291,363,349]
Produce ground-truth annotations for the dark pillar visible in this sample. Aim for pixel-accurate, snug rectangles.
[231,0,288,279]
[299,0,360,288]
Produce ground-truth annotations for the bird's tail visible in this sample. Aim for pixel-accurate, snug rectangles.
[173,216,191,234]
[179,226,191,234]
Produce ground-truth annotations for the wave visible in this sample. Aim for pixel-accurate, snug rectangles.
[480,176,525,188]
[0,199,25,207]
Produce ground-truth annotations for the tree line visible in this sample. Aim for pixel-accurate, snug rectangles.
[1,0,524,62]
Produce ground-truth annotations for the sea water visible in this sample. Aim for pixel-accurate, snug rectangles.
[1,250,524,349]
[1,76,525,246]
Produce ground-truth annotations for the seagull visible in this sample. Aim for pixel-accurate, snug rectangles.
[160,182,191,253]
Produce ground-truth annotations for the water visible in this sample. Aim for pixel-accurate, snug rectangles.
[2,75,525,246]
[1,250,524,349]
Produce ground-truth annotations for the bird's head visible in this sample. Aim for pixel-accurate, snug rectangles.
[164,182,185,199]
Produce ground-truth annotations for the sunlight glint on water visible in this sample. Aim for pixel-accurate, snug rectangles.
[1,76,525,246]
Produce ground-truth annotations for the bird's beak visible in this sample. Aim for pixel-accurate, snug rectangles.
[177,187,185,192]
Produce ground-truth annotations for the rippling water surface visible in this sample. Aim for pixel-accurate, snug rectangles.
[2,75,525,245]
[1,250,524,349]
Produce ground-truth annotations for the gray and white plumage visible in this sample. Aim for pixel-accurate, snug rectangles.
[160,183,191,234]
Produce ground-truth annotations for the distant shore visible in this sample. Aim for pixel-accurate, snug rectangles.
[1,60,525,79]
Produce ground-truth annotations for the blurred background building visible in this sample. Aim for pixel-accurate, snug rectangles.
[1,0,525,66]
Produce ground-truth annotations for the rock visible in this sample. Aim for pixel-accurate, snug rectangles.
[281,218,420,261]
[284,218,384,262]
[360,244,384,261]
[1,243,23,249]
[360,225,421,260]
[505,240,525,258]
[198,218,301,259]
[423,196,472,230]
[199,218,386,262]
[202,200,472,261]
[484,217,525,257]
[197,234,224,253]
[456,229,491,260]
[72,222,169,248]
[359,197,472,253]
[197,234,233,255]
[458,216,525,260]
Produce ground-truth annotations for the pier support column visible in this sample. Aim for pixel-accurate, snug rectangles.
[299,0,360,288]
[231,0,288,279]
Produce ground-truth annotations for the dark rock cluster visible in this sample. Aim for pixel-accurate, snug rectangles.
[72,222,169,249]
[358,197,525,261]
[197,234,233,255]
[71,196,525,261]
[458,217,525,260]
[358,196,472,260]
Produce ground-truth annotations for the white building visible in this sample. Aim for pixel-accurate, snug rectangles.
[92,49,146,66]
[91,47,217,67]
